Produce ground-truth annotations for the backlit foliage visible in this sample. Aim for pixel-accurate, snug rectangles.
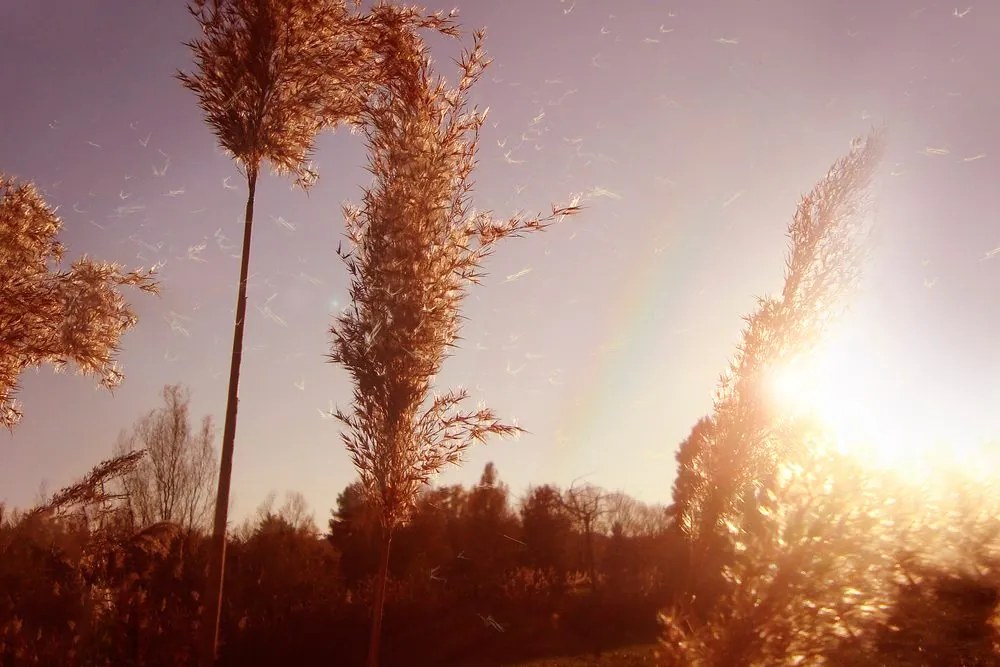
[0,174,157,429]
[329,5,580,530]
[661,430,1000,665]
[662,433,896,665]
[662,132,886,661]
[670,132,884,549]
[177,0,367,184]
[661,132,1000,665]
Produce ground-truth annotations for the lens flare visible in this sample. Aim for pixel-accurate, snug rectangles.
[765,319,996,481]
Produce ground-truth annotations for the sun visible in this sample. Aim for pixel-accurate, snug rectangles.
[764,318,994,480]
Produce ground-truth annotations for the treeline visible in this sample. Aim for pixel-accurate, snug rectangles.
[0,452,680,666]
[5,439,999,667]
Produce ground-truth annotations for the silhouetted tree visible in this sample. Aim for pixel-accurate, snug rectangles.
[456,463,520,598]
[634,503,672,539]
[115,384,217,532]
[177,1,368,659]
[600,493,670,595]
[392,484,464,584]
[520,485,572,592]
[0,173,157,428]
[328,481,381,589]
[867,561,1000,666]
[604,520,639,593]
[327,8,579,665]
[562,483,606,592]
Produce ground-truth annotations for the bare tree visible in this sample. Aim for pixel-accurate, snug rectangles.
[561,482,606,591]
[176,1,369,660]
[600,491,640,537]
[328,7,579,665]
[115,384,217,533]
[599,491,668,539]
[276,490,316,534]
[0,173,157,428]
[634,503,671,538]
[244,490,317,535]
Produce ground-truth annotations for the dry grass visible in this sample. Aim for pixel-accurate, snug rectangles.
[177,3,373,659]
[511,643,660,666]
[0,173,157,428]
[327,9,579,663]
[330,7,580,531]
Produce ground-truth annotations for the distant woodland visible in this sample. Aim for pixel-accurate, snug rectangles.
[1,428,678,665]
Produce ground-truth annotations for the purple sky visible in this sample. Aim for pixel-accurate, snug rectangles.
[2,1,998,522]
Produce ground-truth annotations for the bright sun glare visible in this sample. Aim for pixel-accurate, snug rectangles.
[765,317,996,481]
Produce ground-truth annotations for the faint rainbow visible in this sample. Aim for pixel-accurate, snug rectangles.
[555,222,685,472]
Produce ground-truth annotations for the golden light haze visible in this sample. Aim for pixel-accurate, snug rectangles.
[767,311,998,481]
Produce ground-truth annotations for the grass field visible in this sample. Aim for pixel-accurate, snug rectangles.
[511,643,660,666]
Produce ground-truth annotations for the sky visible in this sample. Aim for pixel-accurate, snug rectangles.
[2,1,998,524]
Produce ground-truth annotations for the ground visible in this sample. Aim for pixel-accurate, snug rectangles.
[511,643,660,666]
